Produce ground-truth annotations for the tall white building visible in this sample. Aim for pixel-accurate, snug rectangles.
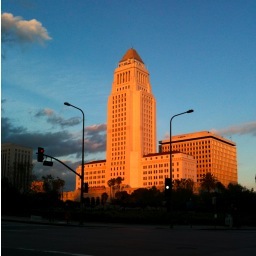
[105,48,157,188]
[76,49,197,193]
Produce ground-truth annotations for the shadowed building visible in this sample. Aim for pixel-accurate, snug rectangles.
[1,143,33,191]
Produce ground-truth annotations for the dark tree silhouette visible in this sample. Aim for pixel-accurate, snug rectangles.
[200,172,217,192]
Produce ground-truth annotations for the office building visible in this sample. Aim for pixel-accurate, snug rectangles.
[1,143,33,191]
[75,49,196,193]
[159,131,237,186]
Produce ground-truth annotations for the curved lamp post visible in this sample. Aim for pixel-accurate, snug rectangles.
[169,109,194,224]
[64,102,85,208]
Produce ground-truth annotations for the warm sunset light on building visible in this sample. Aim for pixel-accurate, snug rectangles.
[75,49,237,196]
[160,131,237,187]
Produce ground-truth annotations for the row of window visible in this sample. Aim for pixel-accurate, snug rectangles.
[143,163,169,169]
[116,85,130,91]
[86,164,105,168]
[112,113,126,118]
[110,166,125,170]
[117,71,131,84]
[87,175,105,180]
[112,117,126,123]
[137,85,147,92]
[113,94,127,100]
[143,181,164,186]
[112,141,126,146]
[88,180,105,185]
[111,152,126,156]
[85,170,105,175]
[143,174,181,180]
[143,169,169,174]
[112,127,126,132]
[111,172,125,177]
[112,106,126,114]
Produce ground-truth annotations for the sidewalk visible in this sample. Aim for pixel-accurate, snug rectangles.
[2,215,256,230]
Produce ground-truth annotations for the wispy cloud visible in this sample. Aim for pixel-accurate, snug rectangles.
[35,108,81,128]
[211,121,256,137]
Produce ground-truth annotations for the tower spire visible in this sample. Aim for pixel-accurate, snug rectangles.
[120,48,144,63]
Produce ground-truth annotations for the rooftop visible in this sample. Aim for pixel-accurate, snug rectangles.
[120,48,144,64]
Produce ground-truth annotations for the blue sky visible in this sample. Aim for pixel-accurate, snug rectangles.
[2,0,256,191]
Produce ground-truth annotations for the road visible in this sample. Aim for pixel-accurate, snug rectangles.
[2,220,256,256]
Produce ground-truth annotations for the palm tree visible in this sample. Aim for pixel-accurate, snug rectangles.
[115,177,124,192]
[107,178,116,199]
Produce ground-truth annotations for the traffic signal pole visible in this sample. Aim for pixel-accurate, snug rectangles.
[38,152,82,179]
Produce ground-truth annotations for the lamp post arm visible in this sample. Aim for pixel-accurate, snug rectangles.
[171,111,189,123]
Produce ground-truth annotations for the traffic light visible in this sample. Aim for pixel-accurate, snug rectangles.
[37,147,44,162]
[165,178,172,198]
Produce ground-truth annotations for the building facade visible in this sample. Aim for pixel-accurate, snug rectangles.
[75,49,237,198]
[105,48,157,188]
[76,49,197,194]
[159,131,237,186]
[1,143,33,191]
[141,152,197,188]
[76,160,106,189]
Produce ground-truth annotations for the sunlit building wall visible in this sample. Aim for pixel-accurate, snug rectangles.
[105,48,157,188]
[75,49,237,193]
[76,160,106,189]
[141,152,197,188]
[159,131,237,186]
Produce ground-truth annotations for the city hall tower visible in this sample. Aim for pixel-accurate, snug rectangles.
[106,49,157,188]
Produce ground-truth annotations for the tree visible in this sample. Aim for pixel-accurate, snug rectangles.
[115,177,124,192]
[107,178,116,199]
[115,191,130,206]
[173,179,194,192]
[129,187,162,208]
[200,172,217,192]
[107,177,124,199]
[101,192,108,206]
[215,181,226,193]
[42,175,65,200]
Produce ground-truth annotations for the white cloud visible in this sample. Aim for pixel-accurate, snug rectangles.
[1,12,52,45]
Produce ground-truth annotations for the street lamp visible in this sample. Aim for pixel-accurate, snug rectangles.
[64,102,85,208]
[168,109,194,223]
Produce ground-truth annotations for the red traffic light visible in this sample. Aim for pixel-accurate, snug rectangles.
[39,148,44,153]
[37,147,44,162]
